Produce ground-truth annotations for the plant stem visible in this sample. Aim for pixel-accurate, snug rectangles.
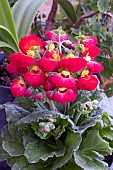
[64,103,67,115]
[58,32,62,53]
[74,112,82,125]
[49,100,58,111]
[44,0,58,34]
[64,103,70,115]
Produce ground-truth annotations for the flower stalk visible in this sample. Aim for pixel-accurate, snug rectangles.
[49,100,57,111]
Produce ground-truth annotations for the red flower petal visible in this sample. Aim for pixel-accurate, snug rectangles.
[52,72,76,88]
[46,31,58,41]
[86,61,104,73]
[83,36,98,46]
[24,70,47,87]
[43,76,56,90]
[38,58,57,72]
[46,31,68,42]
[58,58,87,72]
[46,91,54,100]
[10,79,26,97]
[7,61,28,74]
[53,88,77,103]
[60,34,68,41]
[82,45,100,59]
[7,62,20,74]
[78,75,98,91]
[45,50,62,61]
[8,52,35,67]
[19,35,43,54]
[34,93,43,100]
[23,89,33,98]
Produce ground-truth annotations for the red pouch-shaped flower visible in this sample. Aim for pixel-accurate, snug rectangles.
[52,71,76,88]
[53,88,77,103]
[78,75,98,91]
[10,79,27,97]
[86,61,104,74]
[8,52,35,67]
[24,66,47,87]
[19,35,43,54]
[58,58,87,72]
[46,31,68,42]
[82,45,100,59]
[83,36,98,46]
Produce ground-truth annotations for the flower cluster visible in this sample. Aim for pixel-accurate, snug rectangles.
[7,28,103,103]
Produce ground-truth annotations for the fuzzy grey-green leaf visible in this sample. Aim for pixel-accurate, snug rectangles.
[24,139,66,163]
[51,131,82,170]
[74,149,109,170]
[81,130,112,155]
[3,141,24,157]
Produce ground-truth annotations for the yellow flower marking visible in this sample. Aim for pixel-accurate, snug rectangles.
[31,65,40,71]
[48,44,55,50]
[52,51,60,61]
[84,55,91,61]
[27,50,35,57]
[61,70,70,76]
[45,73,48,77]
[80,44,85,52]
[58,87,67,92]
[66,54,75,58]
[81,70,89,77]
[17,79,25,87]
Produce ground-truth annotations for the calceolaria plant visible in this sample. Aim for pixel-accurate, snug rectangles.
[0,27,113,170]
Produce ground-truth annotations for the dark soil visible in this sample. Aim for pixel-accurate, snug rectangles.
[0,58,12,86]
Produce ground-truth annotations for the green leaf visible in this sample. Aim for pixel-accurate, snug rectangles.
[100,127,113,140]
[22,128,38,147]
[104,83,113,97]
[3,103,30,138]
[74,149,109,170]
[65,131,82,150]
[1,125,12,139]
[17,110,57,125]
[59,159,83,170]
[3,141,24,157]
[24,139,65,163]
[0,139,9,161]
[11,156,51,170]
[31,122,53,140]
[12,157,29,170]
[51,148,73,170]
[71,28,79,35]
[16,110,75,130]
[0,0,18,42]
[51,131,82,170]
[5,103,30,123]
[0,40,16,55]
[0,25,19,53]
[81,130,112,155]
[90,3,98,10]
[100,58,113,78]
[99,31,107,41]
[108,56,113,69]
[12,0,47,39]
[97,0,110,12]
[56,0,76,23]
[7,157,17,167]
